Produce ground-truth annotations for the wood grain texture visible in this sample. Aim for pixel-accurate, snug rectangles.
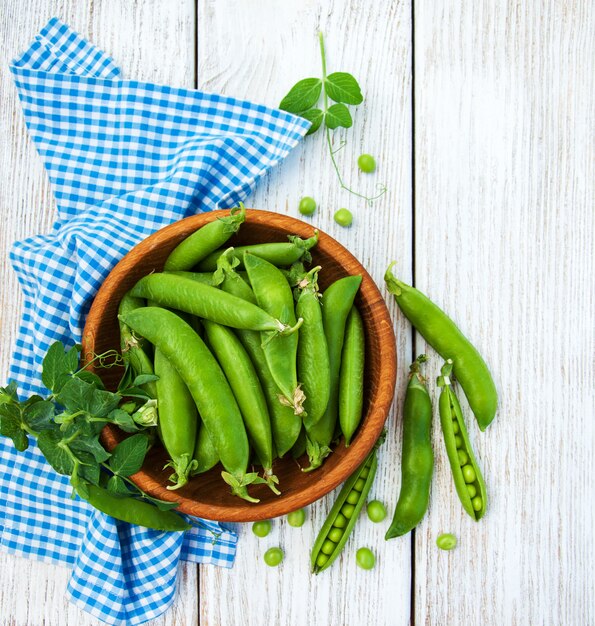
[0,2,197,625]
[196,1,413,625]
[413,1,595,625]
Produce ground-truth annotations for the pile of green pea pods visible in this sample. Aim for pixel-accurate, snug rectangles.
[117,204,367,503]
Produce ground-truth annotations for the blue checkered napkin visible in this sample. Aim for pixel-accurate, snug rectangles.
[2,17,309,626]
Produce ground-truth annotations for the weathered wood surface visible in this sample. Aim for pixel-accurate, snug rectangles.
[1,1,594,625]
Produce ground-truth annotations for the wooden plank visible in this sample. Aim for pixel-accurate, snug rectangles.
[413,1,595,624]
[0,2,196,625]
[196,1,413,625]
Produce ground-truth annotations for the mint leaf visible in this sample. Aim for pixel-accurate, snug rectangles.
[325,72,363,105]
[0,403,28,451]
[299,108,324,135]
[109,434,148,477]
[279,78,322,114]
[325,103,353,129]
[37,430,75,475]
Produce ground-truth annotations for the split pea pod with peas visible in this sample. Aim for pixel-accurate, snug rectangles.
[384,262,498,431]
[311,436,383,573]
[438,359,487,521]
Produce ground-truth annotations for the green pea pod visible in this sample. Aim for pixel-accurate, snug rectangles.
[244,252,305,416]
[154,347,198,490]
[80,484,190,532]
[197,231,319,271]
[304,275,363,471]
[202,319,279,494]
[339,306,365,446]
[384,263,498,431]
[117,292,157,399]
[192,423,219,474]
[163,271,217,285]
[130,273,302,336]
[290,427,307,459]
[311,436,383,573]
[163,204,245,271]
[216,249,301,457]
[437,359,488,521]
[385,355,433,539]
[120,306,262,503]
[295,266,330,427]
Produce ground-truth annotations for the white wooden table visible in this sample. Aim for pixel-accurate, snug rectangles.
[1,2,593,625]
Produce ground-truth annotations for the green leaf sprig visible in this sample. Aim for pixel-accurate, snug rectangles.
[279,32,387,205]
[0,341,177,516]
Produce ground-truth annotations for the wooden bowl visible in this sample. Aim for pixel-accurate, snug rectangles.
[82,209,396,522]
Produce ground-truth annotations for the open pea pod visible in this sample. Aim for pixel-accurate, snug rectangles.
[438,359,488,521]
[310,434,384,573]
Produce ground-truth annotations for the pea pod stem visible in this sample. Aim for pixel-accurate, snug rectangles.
[384,262,498,431]
[437,359,488,521]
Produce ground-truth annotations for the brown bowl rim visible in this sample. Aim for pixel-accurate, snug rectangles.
[82,208,397,522]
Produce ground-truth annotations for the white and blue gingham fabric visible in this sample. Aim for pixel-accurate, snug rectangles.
[1,17,310,626]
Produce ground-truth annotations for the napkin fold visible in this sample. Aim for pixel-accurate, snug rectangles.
[1,17,309,626]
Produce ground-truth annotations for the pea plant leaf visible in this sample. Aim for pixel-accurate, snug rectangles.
[75,369,106,389]
[131,374,159,387]
[70,434,111,463]
[300,108,324,135]
[109,434,149,477]
[41,341,80,394]
[107,475,132,496]
[279,78,322,114]
[0,382,18,403]
[23,399,55,432]
[56,377,120,419]
[325,72,363,105]
[107,408,142,433]
[324,103,353,129]
[0,402,29,451]
[37,430,75,475]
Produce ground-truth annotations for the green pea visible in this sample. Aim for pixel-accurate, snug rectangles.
[436,533,457,551]
[354,477,366,492]
[467,483,477,498]
[316,553,328,568]
[328,527,343,542]
[341,503,356,519]
[462,465,476,483]
[346,490,359,505]
[357,154,376,173]
[472,496,483,511]
[366,500,387,523]
[333,513,348,528]
[457,449,469,466]
[321,539,335,555]
[454,435,463,448]
[452,420,460,434]
[287,508,306,527]
[334,208,353,227]
[360,467,370,479]
[298,196,317,216]
[356,547,375,570]
[252,520,271,537]
[263,547,284,567]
